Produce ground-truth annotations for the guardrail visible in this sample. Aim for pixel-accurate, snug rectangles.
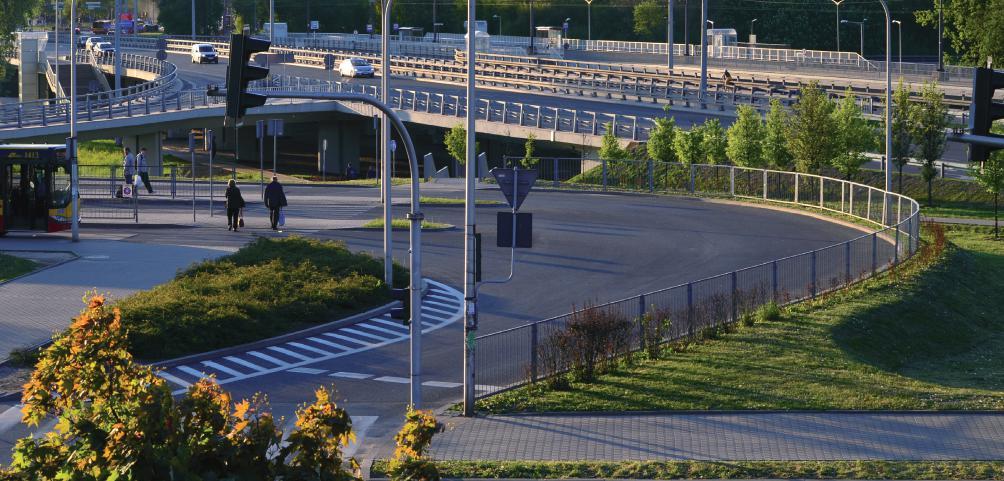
[473,161,921,398]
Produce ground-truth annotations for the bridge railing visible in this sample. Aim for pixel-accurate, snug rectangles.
[473,160,921,397]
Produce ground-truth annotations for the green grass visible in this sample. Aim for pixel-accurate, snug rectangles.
[420,196,504,206]
[479,226,1004,412]
[360,218,452,229]
[116,236,407,361]
[855,169,997,220]
[370,460,1004,480]
[0,253,38,282]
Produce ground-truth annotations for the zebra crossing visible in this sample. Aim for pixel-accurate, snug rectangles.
[155,279,463,394]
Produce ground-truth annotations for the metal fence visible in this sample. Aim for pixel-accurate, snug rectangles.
[474,161,921,398]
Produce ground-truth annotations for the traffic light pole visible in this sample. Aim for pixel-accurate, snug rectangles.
[381,0,394,289]
[463,0,478,417]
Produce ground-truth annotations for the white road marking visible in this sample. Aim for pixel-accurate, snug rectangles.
[267,346,314,362]
[420,312,448,322]
[307,336,352,351]
[324,332,373,346]
[421,305,454,316]
[423,381,463,388]
[0,404,24,434]
[427,294,459,305]
[424,299,460,310]
[374,376,410,384]
[202,361,245,378]
[177,365,210,379]
[287,367,327,374]
[344,416,378,458]
[225,356,267,371]
[158,371,193,387]
[370,318,410,332]
[355,322,406,337]
[340,327,391,342]
[330,371,373,379]
[287,341,337,356]
[247,350,291,367]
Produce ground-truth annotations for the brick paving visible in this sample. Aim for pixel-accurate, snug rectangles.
[432,412,1004,460]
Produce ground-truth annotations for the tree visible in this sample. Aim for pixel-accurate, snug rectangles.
[916,0,1004,68]
[726,106,765,167]
[674,127,704,167]
[887,81,915,193]
[763,99,793,170]
[647,117,677,163]
[444,123,477,165]
[909,82,948,206]
[700,118,728,165]
[521,133,539,169]
[786,81,839,173]
[972,154,1004,238]
[632,0,662,38]
[831,92,875,181]
[599,123,628,160]
[1,0,42,77]
[157,0,225,35]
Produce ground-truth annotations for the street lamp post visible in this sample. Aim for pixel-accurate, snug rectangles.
[529,0,535,54]
[667,0,674,70]
[879,1,892,218]
[462,0,478,418]
[750,18,757,42]
[937,0,943,72]
[841,18,866,58]
[585,0,592,41]
[269,0,274,41]
[698,0,707,100]
[114,0,121,91]
[831,0,843,53]
[54,0,59,98]
[892,19,902,76]
[70,0,78,242]
[563,17,570,39]
[381,0,394,288]
[493,14,501,35]
[706,19,713,29]
[191,0,195,39]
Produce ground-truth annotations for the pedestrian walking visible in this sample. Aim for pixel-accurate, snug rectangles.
[116,147,136,198]
[225,179,245,232]
[136,147,154,194]
[263,175,287,231]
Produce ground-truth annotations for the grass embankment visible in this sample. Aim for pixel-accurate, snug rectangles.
[370,460,1004,480]
[117,236,406,361]
[856,169,997,220]
[0,253,38,282]
[479,226,1004,413]
[360,218,452,229]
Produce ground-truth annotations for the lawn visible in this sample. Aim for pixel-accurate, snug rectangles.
[370,460,1004,480]
[116,236,407,361]
[0,253,37,282]
[360,218,452,229]
[855,169,997,220]
[479,225,1004,412]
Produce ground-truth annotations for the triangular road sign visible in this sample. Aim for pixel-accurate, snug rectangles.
[490,168,537,211]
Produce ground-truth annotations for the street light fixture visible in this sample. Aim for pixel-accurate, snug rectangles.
[831,0,844,53]
[892,19,902,76]
[840,18,866,58]
[706,19,714,29]
[584,0,593,41]
[493,14,501,36]
[750,18,757,39]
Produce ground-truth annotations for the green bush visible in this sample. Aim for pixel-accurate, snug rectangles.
[755,301,783,323]
[118,236,405,360]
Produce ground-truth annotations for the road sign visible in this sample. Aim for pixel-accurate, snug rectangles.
[310,20,319,31]
[267,118,284,136]
[393,23,399,32]
[497,212,532,248]
[490,168,537,211]
[256,119,265,139]
[366,24,373,33]
[85,1,100,9]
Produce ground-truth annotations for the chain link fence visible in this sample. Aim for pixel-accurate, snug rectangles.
[475,160,921,397]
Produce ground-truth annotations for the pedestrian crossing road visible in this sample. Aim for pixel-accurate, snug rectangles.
[155,280,463,394]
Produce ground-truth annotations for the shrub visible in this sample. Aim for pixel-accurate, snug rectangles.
[755,301,783,323]
[387,408,443,481]
[565,305,633,382]
[641,307,673,360]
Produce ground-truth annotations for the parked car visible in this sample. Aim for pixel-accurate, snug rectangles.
[190,44,219,64]
[85,36,104,51]
[92,42,115,56]
[143,23,162,33]
[339,58,374,78]
[77,35,91,49]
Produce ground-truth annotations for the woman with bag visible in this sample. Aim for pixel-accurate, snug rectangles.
[225,179,246,232]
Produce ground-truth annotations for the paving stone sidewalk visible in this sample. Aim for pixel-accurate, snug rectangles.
[431,412,1004,461]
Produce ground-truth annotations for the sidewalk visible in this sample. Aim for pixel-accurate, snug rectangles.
[431,412,1004,461]
[0,235,231,358]
[923,215,998,226]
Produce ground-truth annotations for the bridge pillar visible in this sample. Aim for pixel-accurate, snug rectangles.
[18,37,41,103]
[317,121,360,178]
[132,132,163,176]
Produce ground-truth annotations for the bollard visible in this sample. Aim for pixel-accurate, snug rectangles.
[529,322,539,382]
[602,159,608,191]
[170,166,177,199]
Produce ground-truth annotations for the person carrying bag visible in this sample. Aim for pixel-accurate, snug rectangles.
[263,175,287,231]
[225,179,246,232]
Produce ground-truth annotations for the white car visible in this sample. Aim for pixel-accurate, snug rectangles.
[339,58,374,78]
[85,36,104,51]
[92,42,115,56]
[190,44,219,64]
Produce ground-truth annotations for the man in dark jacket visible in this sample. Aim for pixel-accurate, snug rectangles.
[263,176,287,231]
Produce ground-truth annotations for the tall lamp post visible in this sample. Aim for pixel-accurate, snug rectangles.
[667,0,674,70]
[749,18,757,42]
[891,19,902,76]
[493,14,501,35]
[879,1,891,217]
[462,0,478,418]
[191,0,195,39]
[70,0,79,242]
[381,0,394,289]
[585,0,592,40]
[831,0,843,52]
[698,0,707,100]
[936,0,943,72]
[840,18,866,58]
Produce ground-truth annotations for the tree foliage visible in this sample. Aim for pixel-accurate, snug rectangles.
[972,153,1004,238]
[831,92,875,180]
[0,0,42,77]
[726,106,764,167]
[444,123,477,165]
[763,99,793,170]
[599,124,628,160]
[916,0,1004,68]
[909,82,948,206]
[673,127,703,167]
[521,133,538,168]
[387,408,443,481]
[632,0,662,38]
[647,117,677,163]
[786,82,838,173]
[888,80,915,193]
[699,118,728,165]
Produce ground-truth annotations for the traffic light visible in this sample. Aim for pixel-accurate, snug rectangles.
[969,67,1004,162]
[224,33,271,127]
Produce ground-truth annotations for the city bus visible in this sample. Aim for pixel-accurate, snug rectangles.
[92,20,111,34]
[0,145,73,235]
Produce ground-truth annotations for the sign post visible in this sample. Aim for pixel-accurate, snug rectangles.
[257,119,265,196]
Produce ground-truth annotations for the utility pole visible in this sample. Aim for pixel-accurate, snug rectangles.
[683,0,688,56]
[462,0,478,417]
[698,0,707,99]
[381,0,394,287]
[70,0,78,242]
[936,0,943,72]
[54,0,59,98]
[585,0,592,41]
[529,0,535,54]
[191,0,195,39]
[667,0,674,70]
[269,0,274,41]
[114,0,121,91]
[832,0,843,53]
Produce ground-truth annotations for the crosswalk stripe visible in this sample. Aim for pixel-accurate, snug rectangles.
[267,346,315,362]
[370,318,411,332]
[323,332,373,346]
[248,350,292,367]
[374,376,410,384]
[340,327,391,342]
[427,293,460,304]
[420,311,448,322]
[423,380,463,388]
[287,367,327,374]
[202,361,244,378]
[330,371,372,379]
[424,299,461,310]
[177,366,209,379]
[307,336,352,351]
[421,305,454,316]
[288,341,337,356]
[157,371,192,387]
[356,322,407,337]
[225,356,267,371]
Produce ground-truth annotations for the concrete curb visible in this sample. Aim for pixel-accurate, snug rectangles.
[151,302,399,369]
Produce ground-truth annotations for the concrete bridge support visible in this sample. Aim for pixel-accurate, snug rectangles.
[317,121,361,178]
[130,132,163,175]
[18,38,41,103]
